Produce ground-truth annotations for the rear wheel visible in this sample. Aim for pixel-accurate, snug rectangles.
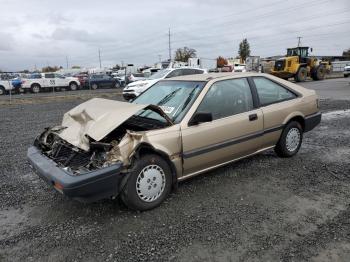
[91,83,98,90]
[294,67,307,82]
[275,121,303,158]
[31,84,41,93]
[121,154,172,211]
[0,86,5,95]
[69,82,78,91]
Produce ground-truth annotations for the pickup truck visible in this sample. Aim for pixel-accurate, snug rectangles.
[22,73,80,93]
[0,80,15,95]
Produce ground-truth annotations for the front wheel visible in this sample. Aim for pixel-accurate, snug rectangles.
[275,121,303,158]
[294,67,307,82]
[121,154,172,211]
[0,86,5,95]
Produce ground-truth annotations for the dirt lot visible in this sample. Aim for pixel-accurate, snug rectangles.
[1,92,350,261]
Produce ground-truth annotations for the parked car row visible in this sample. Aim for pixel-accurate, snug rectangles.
[0,72,127,95]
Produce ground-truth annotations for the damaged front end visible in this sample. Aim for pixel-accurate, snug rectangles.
[34,126,116,175]
[27,98,174,202]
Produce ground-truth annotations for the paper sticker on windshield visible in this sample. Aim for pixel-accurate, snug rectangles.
[159,106,175,114]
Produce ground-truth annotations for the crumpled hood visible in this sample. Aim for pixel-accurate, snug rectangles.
[58,98,147,151]
[58,98,172,151]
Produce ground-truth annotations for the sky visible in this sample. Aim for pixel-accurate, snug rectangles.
[0,0,349,71]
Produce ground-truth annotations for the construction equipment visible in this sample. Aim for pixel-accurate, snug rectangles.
[271,47,330,82]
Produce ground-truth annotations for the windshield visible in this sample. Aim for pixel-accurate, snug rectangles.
[133,80,206,123]
[148,69,171,80]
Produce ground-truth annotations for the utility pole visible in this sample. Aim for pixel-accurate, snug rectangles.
[297,36,302,47]
[168,28,172,61]
[98,48,102,68]
[66,56,69,69]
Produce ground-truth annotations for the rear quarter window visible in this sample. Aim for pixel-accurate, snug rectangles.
[253,77,297,106]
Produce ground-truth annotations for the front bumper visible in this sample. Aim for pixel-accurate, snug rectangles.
[27,146,125,203]
[304,112,322,132]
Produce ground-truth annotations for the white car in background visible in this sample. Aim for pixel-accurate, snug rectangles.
[122,67,207,100]
[344,65,350,78]
[0,79,14,95]
[233,63,246,72]
[22,73,80,93]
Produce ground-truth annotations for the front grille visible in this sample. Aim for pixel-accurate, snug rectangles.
[274,60,285,71]
[51,142,91,169]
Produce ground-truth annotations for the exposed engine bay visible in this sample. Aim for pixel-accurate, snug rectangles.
[35,114,169,175]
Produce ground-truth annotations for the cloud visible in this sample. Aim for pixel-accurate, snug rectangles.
[0,32,15,51]
[0,0,349,70]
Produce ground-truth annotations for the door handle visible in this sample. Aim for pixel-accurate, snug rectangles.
[249,113,258,121]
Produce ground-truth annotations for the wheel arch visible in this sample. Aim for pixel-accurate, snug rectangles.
[283,112,305,131]
[31,82,41,88]
[69,80,79,86]
[133,142,178,189]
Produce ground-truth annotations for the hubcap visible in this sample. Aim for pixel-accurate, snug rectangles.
[286,128,301,152]
[136,165,165,202]
[33,86,39,93]
[92,84,97,89]
[70,84,77,90]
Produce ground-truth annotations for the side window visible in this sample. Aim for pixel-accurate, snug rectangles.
[166,70,182,78]
[196,78,254,120]
[191,69,204,74]
[45,73,55,79]
[181,69,193,75]
[55,74,65,79]
[253,77,296,106]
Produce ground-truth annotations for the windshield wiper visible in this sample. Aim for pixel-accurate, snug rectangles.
[173,87,198,120]
[157,88,181,106]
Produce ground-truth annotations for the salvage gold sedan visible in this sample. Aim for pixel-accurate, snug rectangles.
[28,73,321,210]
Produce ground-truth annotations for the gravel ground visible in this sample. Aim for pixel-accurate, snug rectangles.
[0,97,350,262]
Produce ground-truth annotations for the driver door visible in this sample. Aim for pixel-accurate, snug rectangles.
[181,78,264,175]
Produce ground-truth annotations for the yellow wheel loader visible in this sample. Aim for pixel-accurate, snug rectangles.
[271,47,330,82]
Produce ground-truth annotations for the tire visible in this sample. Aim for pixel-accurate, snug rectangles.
[115,81,121,88]
[31,84,41,94]
[69,82,78,91]
[344,74,349,78]
[294,67,307,82]
[314,65,325,80]
[91,83,98,90]
[0,86,5,95]
[121,154,172,211]
[275,121,303,158]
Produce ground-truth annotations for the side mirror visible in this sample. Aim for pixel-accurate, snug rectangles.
[188,112,212,126]
[310,47,313,52]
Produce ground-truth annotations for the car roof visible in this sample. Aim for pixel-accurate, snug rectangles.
[165,72,260,81]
